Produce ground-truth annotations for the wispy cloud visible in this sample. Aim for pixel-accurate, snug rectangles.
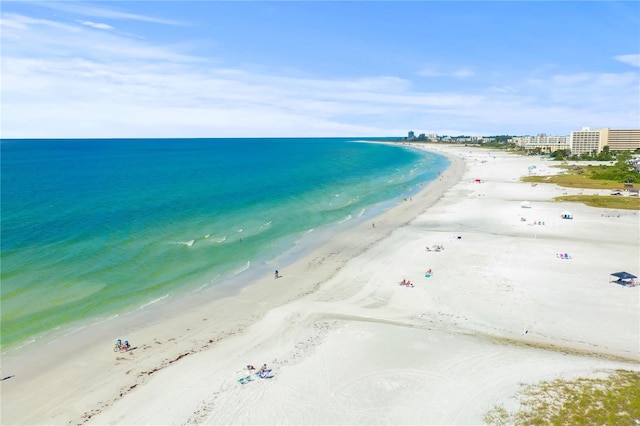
[614,54,640,68]
[1,7,638,138]
[418,67,475,78]
[2,13,82,32]
[35,1,185,26]
[77,20,113,30]
[1,13,199,62]
[7,45,635,138]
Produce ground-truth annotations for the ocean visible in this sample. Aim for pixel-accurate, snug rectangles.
[0,138,448,352]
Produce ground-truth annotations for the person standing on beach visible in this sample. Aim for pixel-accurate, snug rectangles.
[274,270,279,279]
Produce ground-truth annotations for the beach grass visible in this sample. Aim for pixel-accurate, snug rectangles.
[484,369,640,426]
[521,165,640,209]
[522,172,626,190]
[553,195,640,210]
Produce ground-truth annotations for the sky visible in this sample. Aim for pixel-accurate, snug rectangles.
[1,1,639,138]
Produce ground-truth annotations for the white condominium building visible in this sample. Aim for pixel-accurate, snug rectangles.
[570,127,608,155]
[514,134,570,152]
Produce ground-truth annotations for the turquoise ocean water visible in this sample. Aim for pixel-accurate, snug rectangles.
[1,138,448,352]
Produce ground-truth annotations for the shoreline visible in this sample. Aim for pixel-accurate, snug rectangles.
[2,144,638,425]
[1,139,445,356]
[1,138,439,354]
[1,143,463,425]
[0,143,450,361]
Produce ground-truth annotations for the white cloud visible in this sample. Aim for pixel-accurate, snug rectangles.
[614,54,640,68]
[0,17,29,31]
[452,69,475,78]
[488,86,517,93]
[77,20,114,30]
[2,13,82,32]
[1,10,638,138]
[1,13,201,63]
[0,48,489,138]
[4,46,638,137]
[418,67,475,78]
[551,73,592,85]
[36,2,185,26]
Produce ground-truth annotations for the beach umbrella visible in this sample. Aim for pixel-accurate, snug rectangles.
[611,272,637,280]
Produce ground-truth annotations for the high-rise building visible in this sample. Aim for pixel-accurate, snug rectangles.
[569,127,640,154]
[570,127,607,155]
[606,129,640,151]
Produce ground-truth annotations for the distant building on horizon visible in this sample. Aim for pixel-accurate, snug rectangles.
[570,127,640,155]
[406,127,639,154]
[605,129,640,151]
[569,127,606,155]
[512,134,570,153]
[511,127,640,155]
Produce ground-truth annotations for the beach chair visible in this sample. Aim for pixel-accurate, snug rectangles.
[238,375,252,384]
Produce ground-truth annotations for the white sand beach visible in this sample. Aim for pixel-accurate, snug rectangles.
[2,144,639,425]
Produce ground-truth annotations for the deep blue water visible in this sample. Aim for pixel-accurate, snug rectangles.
[0,138,448,350]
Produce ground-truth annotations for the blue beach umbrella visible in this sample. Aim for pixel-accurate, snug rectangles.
[611,272,637,280]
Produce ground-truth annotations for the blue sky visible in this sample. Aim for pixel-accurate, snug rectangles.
[2,1,639,138]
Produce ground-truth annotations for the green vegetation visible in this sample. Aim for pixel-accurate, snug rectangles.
[522,172,623,190]
[550,147,640,164]
[590,151,640,183]
[548,149,572,161]
[521,161,640,209]
[523,158,640,186]
[484,369,640,426]
[554,195,640,210]
[478,135,517,149]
